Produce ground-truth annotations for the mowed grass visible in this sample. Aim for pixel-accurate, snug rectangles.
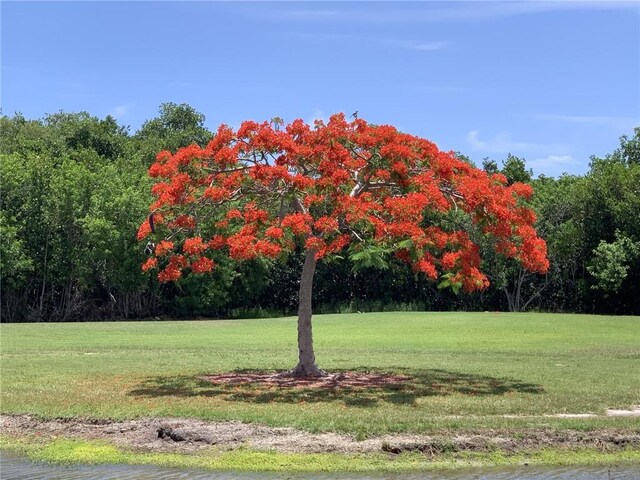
[1,312,639,435]
[3,437,640,473]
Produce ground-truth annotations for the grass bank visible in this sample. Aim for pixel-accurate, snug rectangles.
[2,436,640,473]
[1,312,639,434]
[1,312,639,470]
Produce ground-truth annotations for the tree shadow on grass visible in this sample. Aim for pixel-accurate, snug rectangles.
[129,368,543,407]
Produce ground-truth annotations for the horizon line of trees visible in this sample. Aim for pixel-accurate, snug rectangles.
[1,103,639,322]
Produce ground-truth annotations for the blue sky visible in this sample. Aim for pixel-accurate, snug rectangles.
[2,1,639,177]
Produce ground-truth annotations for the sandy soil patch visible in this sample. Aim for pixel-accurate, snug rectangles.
[607,407,640,417]
[2,414,639,456]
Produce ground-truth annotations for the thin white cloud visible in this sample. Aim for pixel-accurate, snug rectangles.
[292,32,448,52]
[422,1,638,22]
[466,130,562,154]
[533,113,639,130]
[529,154,583,177]
[255,1,637,24]
[110,105,129,118]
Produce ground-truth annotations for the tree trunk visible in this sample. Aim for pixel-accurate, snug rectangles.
[503,286,516,312]
[290,248,326,377]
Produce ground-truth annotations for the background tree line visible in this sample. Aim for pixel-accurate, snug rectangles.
[1,104,638,322]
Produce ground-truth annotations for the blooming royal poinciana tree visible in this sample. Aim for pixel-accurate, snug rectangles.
[138,114,549,377]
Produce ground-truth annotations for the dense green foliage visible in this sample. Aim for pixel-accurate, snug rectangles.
[1,313,639,433]
[1,106,638,321]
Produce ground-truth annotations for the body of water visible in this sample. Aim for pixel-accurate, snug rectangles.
[1,452,638,480]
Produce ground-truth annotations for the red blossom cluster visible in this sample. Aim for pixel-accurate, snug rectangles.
[138,113,548,289]
[183,237,207,255]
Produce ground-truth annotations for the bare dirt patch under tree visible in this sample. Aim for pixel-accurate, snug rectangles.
[201,371,412,389]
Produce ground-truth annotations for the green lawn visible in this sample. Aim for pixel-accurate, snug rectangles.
[1,312,639,435]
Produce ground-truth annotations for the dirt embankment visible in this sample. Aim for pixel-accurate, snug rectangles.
[1,414,639,456]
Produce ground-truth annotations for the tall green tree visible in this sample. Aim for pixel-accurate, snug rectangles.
[579,130,640,312]
[134,103,213,165]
